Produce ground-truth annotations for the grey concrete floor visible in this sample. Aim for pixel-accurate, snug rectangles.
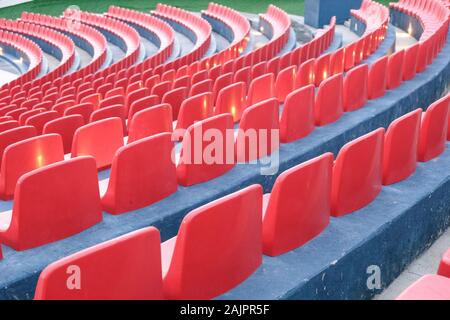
[375,226,450,300]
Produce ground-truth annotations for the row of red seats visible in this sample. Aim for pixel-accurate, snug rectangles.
[106,6,175,69]
[10,93,446,299]
[200,2,251,66]
[0,29,42,86]
[346,0,389,72]
[397,248,450,299]
[20,12,108,79]
[63,8,141,73]
[259,5,292,59]
[390,0,450,71]
[152,3,212,71]
[0,19,76,92]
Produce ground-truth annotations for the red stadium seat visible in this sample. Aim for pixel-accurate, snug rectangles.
[330,47,345,76]
[177,114,235,186]
[275,66,297,103]
[368,56,388,100]
[34,227,163,300]
[396,275,450,300]
[80,93,101,110]
[6,108,27,121]
[126,88,150,114]
[215,82,246,122]
[100,95,125,110]
[262,153,333,256]
[418,95,450,162]
[128,104,173,143]
[162,185,263,300]
[0,116,13,123]
[296,58,315,88]
[280,85,315,143]
[235,98,280,163]
[0,126,37,161]
[151,81,171,100]
[247,73,275,106]
[343,64,368,112]
[332,128,385,217]
[53,100,76,115]
[64,103,94,123]
[314,53,331,86]
[43,115,85,154]
[438,248,450,278]
[0,134,65,200]
[0,157,102,251]
[387,50,405,90]
[403,43,419,81]
[189,79,212,97]
[71,118,124,170]
[102,133,177,214]
[383,109,422,185]
[162,87,188,120]
[128,95,159,120]
[25,111,59,134]
[90,105,127,135]
[315,73,344,126]
[19,109,44,126]
[212,72,233,104]
[0,121,19,133]
[176,93,213,131]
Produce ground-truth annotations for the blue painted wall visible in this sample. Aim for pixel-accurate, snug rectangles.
[305,0,363,28]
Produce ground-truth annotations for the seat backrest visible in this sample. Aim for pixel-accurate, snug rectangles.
[128,104,173,143]
[176,93,213,131]
[102,133,177,214]
[162,86,188,120]
[247,73,275,106]
[280,85,315,143]
[343,64,368,112]
[383,109,422,185]
[263,153,333,256]
[163,184,263,300]
[71,117,124,170]
[418,94,450,162]
[177,114,235,186]
[387,49,405,90]
[235,98,280,163]
[0,120,19,133]
[25,111,60,134]
[275,66,297,103]
[0,126,37,161]
[368,55,388,100]
[215,82,246,122]
[2,156,102,251]
[34,227,163,300]
[64,103,94,124]
[332,127,385,217]
[0,134,65,200]
[43,115,85,154]
[314,73,344,126]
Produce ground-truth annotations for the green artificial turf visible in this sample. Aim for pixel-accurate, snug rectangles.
[0,0,396,19]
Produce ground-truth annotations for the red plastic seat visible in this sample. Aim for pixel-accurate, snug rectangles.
[343,64,368,112]
[43,115,85,154]
[383,109,422,185]
[52,100,76,115]
[176,93,213,131]
[90,105,127,135]
[128,104,173,143]
[25,111,59,134]
[403,43,419,81]
[279,82,315,143]
[151,81,171,99]
[64,103,94,123]
[212,72,233,104]
[80,93,101,110]
[5,108,27,121]
[71,118,124,170]
[263,153,333,256]
[128,95,159,120]
[162,185,263,300]
[247,73,275,106]
[215,82,246,122]
[19,109,44,126]
[332,128,385,217]
[0,126,37,161]
[102,133,177,214]
[162,87,188,120]
[396,275,450,300]
[368,56,388,100]
[387,50,405,90]
[100,95,125,110]
[0,134,65,200]
[0,157,102,251]
[314,73,344,126]
[126,88,150,114]
[330,47,345,76]
[189,79,212,97]
[437,248,450,278]
[0,121,20,133]
[177,114,235,186]
[314,53,331,86]
[235,98,280,163]
[296,58,315,88]
[418,95,450,162]
[275,66,297,103]
[34,227,163,300]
